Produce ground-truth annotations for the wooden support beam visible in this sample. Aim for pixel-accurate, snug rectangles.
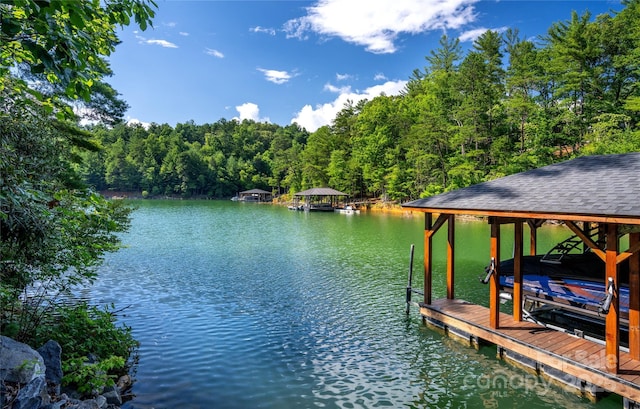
[489,219,501,329]
[487,217,528,225]
[527,219,541,256]
[447,215,455,300]
[629,233,640,360]
[424,213,433,305]
[513,221,523,321]
[428,213,449,237]
[581,222,598,254]
[616,239,640,265]
[564,220,606,261]
[605,223,619,373]
[423,213,453,305]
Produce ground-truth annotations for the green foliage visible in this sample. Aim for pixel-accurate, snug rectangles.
[34,303,138,364]
[82,120,310,198]
[0,102,132,340]
[63,355,126,396]
[1,0,151,397]
[11,302,139,397]
[0,0,156,103]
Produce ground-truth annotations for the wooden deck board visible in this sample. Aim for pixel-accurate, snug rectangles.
[420,298,640,403]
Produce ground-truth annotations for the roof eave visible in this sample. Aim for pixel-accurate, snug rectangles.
[401,205,640,225]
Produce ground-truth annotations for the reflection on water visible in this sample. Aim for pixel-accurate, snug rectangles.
[88,200,618,408]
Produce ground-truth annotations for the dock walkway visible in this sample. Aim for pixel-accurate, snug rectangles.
[421,298,640,403]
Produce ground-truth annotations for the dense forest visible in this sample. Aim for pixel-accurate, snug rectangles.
[83,2,640,202]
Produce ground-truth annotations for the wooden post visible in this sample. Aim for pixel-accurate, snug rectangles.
[424,213,433,305]
[513,221,523,321]
[527,220,539,256]
[605,223,619,373]
[581,222,591,254]
[447,215,455,299]
[490,218,501,329]
[629,232,640,360]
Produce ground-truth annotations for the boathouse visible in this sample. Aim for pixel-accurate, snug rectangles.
[292,187,349,211]
[238,188,272,202]
[402,152,640,405]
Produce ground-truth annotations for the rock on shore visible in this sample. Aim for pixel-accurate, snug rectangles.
[0,335,131,409]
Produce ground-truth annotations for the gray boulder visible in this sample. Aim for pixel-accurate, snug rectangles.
[11,376,49,409]
[75,399,101,409]
[37,340,63,384]
[0,335,45,383]
[95,395,107,408]
[102,384,122,406]
[37,340,63,395]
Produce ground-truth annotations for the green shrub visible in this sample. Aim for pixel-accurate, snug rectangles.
[33,302,139,396]
[63,355,126,395]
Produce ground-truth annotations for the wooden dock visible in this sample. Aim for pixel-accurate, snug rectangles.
[401,155,640,407]
[420,298,640,403]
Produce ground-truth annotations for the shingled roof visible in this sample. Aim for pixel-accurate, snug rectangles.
[403,152,640,222]
[294,187,348,196]
[240,189,271,194]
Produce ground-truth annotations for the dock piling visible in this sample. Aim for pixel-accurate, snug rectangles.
[406,244,415,314]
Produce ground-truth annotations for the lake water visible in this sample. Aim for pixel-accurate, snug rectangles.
[88,200,621,408]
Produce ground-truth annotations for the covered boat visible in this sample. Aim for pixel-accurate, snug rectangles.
[493,233,631,345]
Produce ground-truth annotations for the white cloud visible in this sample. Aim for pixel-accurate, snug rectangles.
[147,39,178,48]
[458,26,508,42]
[292,80,407,132]
[127,118,151,130]
[251,26,276,35]
[136,35,178,48]
[258,68,294,85]
[205,48,225,58]
[284,0,478,54]
[324,83,351,93]
[179,32,189,36]
[374,72,387,81]
[336,73,351,81]
[234,102,271,123]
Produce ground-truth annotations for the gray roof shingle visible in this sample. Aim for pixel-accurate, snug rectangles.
[240,189,271,194]
[294,187,349,196]
[403,153,640,219]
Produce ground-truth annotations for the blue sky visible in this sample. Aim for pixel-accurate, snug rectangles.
[107,0,622,132]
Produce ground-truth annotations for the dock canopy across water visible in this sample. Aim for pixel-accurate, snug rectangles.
[238,189,272,202]
[293,187,349,211]
[294,187,349,198]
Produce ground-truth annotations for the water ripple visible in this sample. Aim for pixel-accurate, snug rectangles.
[83,201,605,409]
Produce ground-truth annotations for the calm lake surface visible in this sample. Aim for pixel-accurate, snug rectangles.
[88,200,621,408]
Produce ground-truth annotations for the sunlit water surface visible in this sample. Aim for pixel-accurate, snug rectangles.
[87,200,621,408]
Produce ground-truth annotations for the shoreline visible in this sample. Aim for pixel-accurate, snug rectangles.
[99,190,421,216]
[100,191,492,221]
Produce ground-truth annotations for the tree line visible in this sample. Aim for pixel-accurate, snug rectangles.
[81,2,640,202]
